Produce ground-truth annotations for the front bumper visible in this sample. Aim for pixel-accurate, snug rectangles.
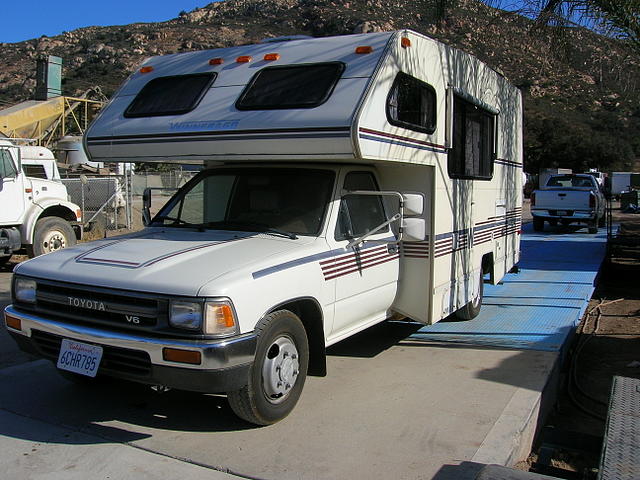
[4,305,256,393]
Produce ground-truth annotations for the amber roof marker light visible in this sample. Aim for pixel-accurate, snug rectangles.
[401,37,412,48]
[263,53,281,61]
[236,55,252,63]
[139,66,154,73]
[209,58,224,65]
[355,46,374,54]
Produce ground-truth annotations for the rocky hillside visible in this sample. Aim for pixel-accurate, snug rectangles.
[1,0,638,172]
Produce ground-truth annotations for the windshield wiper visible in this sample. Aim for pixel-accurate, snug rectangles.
[201,221,298,240]
[153,216,204,230]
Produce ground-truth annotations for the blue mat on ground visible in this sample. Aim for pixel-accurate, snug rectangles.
[408,223,607,352]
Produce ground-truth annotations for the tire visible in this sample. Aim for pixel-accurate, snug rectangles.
[533,217,544,232]
[32,217,77,257]
[455,270,484,320]
[588,222,598,234]
[598,214,605,227]
[227,310,309,425]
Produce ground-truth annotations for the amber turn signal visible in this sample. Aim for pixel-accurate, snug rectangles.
[163,348,202,365]
[5,314,21,331]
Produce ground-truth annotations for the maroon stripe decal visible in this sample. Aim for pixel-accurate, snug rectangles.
[322,250,391,276]
[359,127,447,150]
[324,255,399,280]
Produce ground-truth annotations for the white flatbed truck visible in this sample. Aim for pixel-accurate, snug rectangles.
[4,30,523,425]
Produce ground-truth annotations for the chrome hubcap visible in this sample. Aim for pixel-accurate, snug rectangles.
[43,230,66,252]
[262,336,299,404]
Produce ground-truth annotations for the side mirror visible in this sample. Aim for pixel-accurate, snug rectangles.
[402,193,424,216]
[402,218,426,241]
[142,188,152,226]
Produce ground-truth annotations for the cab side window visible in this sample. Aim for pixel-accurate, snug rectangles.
[335,172,387,241]
[0,149,18,179]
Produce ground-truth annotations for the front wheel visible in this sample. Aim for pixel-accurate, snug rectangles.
[32,217,77,257]
[227,310,309,425]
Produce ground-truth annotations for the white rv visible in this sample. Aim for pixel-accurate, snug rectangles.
[5,30,523,425]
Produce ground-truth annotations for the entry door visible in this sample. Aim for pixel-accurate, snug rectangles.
[0,148,25,224]
[326,171,400,338]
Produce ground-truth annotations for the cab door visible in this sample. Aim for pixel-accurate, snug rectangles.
[325,170,400,339]
[0,147,26,224]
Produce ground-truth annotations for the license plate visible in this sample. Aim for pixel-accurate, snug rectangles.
[556,210,568,216]
[57,339,103,377]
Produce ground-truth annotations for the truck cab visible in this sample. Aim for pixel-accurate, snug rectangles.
[0,140,82,262]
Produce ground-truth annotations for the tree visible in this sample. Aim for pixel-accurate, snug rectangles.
[482,1,640,50]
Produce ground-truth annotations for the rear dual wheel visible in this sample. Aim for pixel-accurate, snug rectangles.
[227,310,309,425]
[455,269,484,321]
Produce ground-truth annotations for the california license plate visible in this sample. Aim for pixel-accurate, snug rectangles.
[57,339,103,377]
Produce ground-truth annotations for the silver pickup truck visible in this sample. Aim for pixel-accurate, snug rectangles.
[530,174,606,233]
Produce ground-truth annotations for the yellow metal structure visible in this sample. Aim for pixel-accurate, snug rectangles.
[0,94,105,147]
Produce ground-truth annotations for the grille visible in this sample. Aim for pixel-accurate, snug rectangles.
[33,281,165,330]
[31,330,152,376]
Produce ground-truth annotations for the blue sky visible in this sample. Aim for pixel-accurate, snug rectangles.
[3,0,532,44]
[2,1,212,43]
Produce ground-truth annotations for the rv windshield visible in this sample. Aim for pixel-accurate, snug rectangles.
[153,168,335,237]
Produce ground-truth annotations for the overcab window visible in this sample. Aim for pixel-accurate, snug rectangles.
[386,73,437,134]
[448,95,495,180]
[124,73,216,117]
[236,62,345,110]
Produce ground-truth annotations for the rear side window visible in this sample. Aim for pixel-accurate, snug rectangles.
[23,164,47,179]
[124,73,216,118]
[236,62,345,110]
[387,72,437,134]
[448,95,495,180]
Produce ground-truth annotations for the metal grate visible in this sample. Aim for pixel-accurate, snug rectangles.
[31,330,152,376]
[598,376,640,480]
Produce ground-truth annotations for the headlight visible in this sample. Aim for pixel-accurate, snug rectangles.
[169,301,202,330]
[169,299,239,337]
[204,301,238,337]
[15,278,37,304]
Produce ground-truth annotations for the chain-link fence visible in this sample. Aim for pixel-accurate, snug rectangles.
[62,169,198,239]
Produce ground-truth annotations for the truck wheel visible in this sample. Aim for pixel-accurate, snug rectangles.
[227,310,309,425]
[533,217,544,232]
[588,222,598,234]
[32,217,77,257]
[455,270,484,320]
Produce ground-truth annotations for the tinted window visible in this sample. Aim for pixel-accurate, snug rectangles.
[336,172,388,241]
[0,149,17,179]
[236,62,345,110]
[23,164,47,179]
[448,95,495,180]
[155,169,335,236]
[124,73,216,118]
[387,73,437,134]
